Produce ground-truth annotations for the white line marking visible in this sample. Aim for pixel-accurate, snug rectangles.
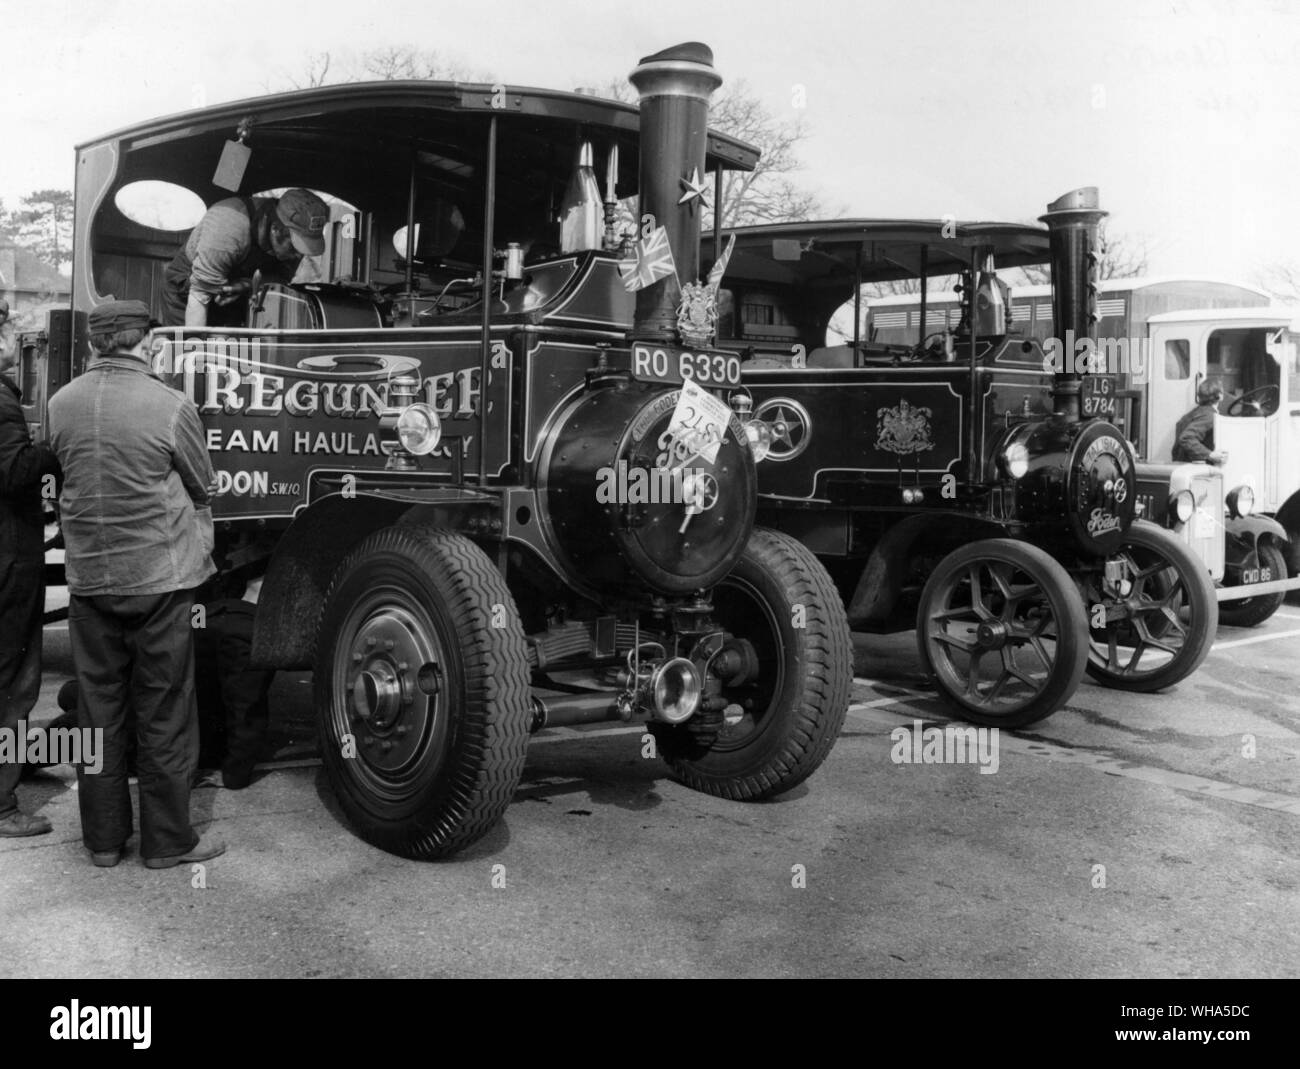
[1212,628,1300,651]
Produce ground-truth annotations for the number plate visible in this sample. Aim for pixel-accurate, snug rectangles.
[1081,375,1118,419]
[1241,567,1272,584]
[631,343,742,388]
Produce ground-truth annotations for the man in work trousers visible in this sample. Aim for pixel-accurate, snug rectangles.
[48,300,227,868]
[0,297,61,836]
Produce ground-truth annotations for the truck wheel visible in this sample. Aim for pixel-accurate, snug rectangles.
[917,540,1088,728]
[652,528,851,800]
[1082,519,1217,692]
[1219,541,1287,628]
[314,525,531,858]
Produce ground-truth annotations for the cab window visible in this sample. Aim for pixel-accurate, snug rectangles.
[1163,339,1190,380]
[1207,327,1280,415]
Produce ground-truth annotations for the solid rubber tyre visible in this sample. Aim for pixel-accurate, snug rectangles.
[1082,519,1218,692]
[652,527,852,800]
[917,539,1089,728]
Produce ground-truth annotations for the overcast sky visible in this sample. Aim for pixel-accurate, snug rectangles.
[4,0,1297,283]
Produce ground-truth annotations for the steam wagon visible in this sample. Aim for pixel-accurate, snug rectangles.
[715,189,1215,727]
[21,43,851,857]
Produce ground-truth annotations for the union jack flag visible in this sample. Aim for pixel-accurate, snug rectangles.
[619,225,677,293]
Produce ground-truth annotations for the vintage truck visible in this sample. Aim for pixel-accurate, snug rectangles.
[867,277,1300,625]
[18,42,853,858]
[711,191,1217,727]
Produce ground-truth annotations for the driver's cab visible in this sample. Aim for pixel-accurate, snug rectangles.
[1145,307,1298,513]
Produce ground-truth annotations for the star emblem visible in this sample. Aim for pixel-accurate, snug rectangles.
[678,167,711,211]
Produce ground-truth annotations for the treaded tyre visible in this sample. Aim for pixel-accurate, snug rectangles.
[1219,540,1287,628]
[1082,519,1217,692]
[917,539,1088,728]
[652,527,851,800]
[315,525,530,858]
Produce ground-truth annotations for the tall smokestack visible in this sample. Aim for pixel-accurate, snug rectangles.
[1040,187,1107,421]
[629,42,722,342]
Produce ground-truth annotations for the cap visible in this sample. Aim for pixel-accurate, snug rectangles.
[276,188,328,256]
[1197,380,1224,404]
[88,300,159,334]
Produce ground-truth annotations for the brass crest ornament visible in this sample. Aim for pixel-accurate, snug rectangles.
[875,399,935,456]
[676,281,716,348]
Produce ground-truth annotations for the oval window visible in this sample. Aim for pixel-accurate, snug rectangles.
[114,181,206,231]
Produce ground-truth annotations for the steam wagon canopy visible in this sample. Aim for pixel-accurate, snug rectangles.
[73,79,760,317]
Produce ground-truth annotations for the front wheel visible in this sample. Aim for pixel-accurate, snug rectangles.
[917,539,1089,728]
[651,528,852,800]
[1219,540,1287,628]
[1081,519,1217,692]
[314,525,531,858]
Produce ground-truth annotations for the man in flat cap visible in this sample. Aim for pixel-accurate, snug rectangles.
[1173,379,1227,465]
[0,298,62,836]
[160,188,328,327]
[48,301,226,868]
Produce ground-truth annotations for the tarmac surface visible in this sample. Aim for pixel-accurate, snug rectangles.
[2,595,1298,978]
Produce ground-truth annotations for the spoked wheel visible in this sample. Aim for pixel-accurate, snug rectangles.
[315,526,531,858]
[651,528,852,799]
[917,539,1088,728]
[1081,519,1217,691]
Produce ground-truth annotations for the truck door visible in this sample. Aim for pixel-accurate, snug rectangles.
[1144,322,1196,461]
[1266,327,1300,513]
[1210,325,1277,507]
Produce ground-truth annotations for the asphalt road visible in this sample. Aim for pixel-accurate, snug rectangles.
[2,598,1297,978]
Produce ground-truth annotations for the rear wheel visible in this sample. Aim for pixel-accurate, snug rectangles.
[314,526,531,858]
[652,528,852,799]
[917,539,1088,728]
[1219,540,1287,628]
[1082,519,1217,691]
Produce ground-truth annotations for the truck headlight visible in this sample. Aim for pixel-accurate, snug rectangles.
[396,403,442,456]
[1169,489,1195,525]
[1226,484,1254,519]
[999,442,1029,480]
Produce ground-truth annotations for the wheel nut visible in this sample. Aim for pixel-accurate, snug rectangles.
[385,640,395,650]
[380,740,394,753]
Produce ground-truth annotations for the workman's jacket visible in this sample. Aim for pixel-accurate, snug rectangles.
[0,375,60,571]
[48,353,216,595]
[1172,403,1216,463]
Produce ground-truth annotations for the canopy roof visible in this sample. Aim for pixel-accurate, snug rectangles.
[719,219,1052,293]
[85,81,759,210]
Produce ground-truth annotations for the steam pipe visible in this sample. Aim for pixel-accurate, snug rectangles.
[1039,186,1107,422]
[629,42,723,342]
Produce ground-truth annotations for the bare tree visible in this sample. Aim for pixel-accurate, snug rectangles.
[274,48,493,91]
[590,77,830,229]
[1255,261,1300,304]
[1009,220,1150,286]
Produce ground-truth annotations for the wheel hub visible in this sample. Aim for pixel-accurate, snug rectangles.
[345,608,440,765]
[974,619,1011,650]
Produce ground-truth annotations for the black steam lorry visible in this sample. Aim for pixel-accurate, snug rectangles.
[714,190,1217,727]
[17,43,853,858]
